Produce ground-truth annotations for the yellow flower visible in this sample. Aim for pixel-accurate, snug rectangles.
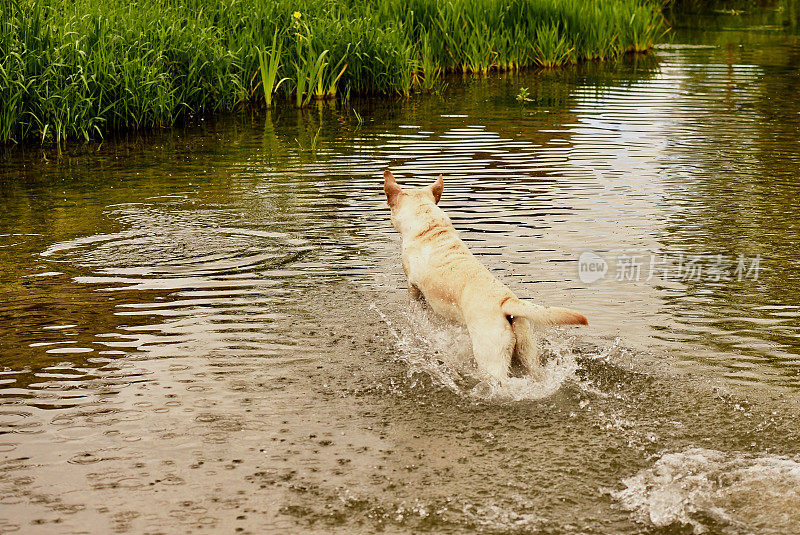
[293,11,301,19]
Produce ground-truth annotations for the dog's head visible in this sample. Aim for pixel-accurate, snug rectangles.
[383,170,444,234]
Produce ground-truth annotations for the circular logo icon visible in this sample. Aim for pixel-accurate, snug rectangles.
[578,251,608,284]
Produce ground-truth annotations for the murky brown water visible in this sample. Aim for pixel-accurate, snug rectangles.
[2,10,800,534]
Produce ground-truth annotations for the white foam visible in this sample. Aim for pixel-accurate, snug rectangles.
[612,447,800,533]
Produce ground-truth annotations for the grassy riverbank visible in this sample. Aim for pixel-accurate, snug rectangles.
[0,0,666,144]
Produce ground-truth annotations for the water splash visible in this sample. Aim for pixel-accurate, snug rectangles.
[470,342,578,402]
[371,302,579,401]
[371,301,470,394]
[612,447,800,534]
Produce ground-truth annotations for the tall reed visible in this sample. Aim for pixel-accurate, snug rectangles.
[0,0,667,144]
[256,30,287,108]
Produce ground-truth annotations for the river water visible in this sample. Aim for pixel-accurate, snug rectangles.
[1,10,800,534]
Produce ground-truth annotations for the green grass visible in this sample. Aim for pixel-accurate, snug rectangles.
[0,0,667,144]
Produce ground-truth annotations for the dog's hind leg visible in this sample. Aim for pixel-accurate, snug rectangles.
[510,317,542,380]
[467,313,515,381]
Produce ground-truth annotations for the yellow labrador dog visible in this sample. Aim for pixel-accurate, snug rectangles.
[384,170,588,381]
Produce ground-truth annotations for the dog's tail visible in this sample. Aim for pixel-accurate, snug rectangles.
[501,299,588,327]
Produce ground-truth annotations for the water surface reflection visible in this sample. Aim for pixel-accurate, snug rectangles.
[1,18,800,534]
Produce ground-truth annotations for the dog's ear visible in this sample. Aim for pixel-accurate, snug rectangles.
[384,170,402,209]
[429,174,443,204]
